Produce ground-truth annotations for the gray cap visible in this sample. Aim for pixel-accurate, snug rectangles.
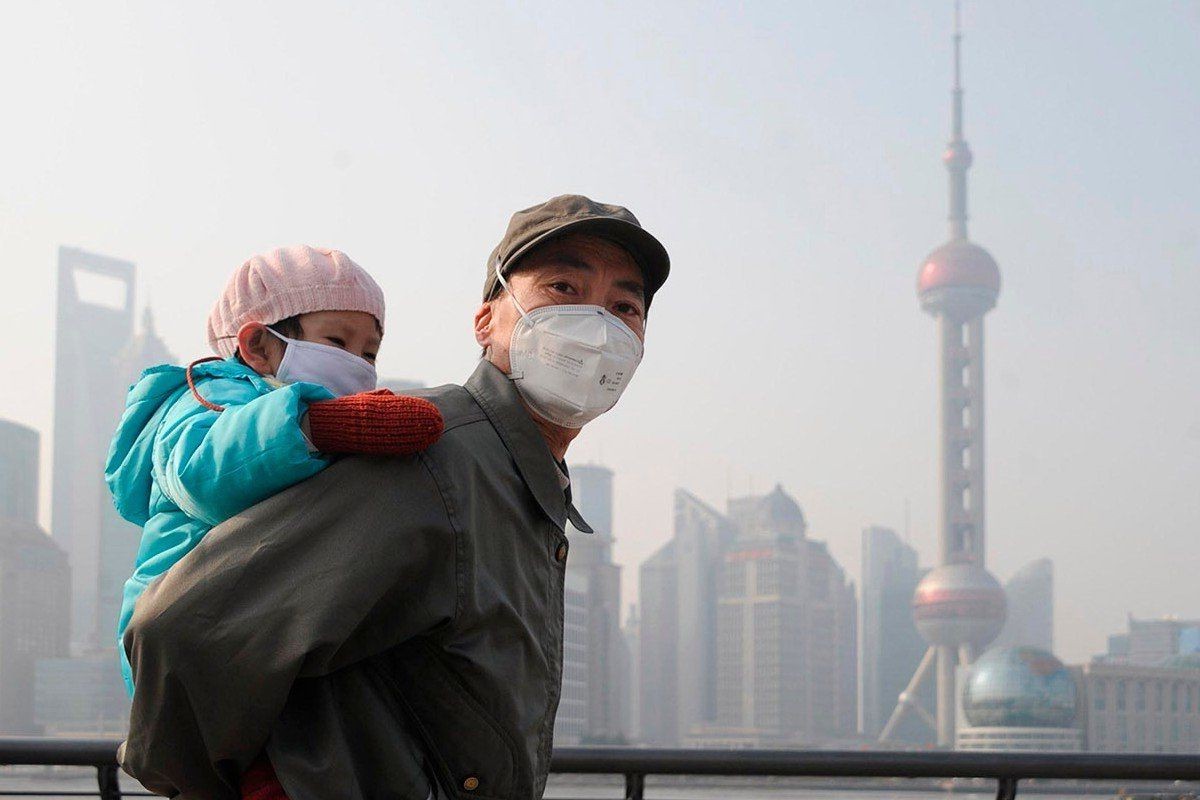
[483,194,670,310]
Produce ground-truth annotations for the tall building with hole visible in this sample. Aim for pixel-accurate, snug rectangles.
[52,248,175,651]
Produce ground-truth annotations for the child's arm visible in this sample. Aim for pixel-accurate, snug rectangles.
[154,381,335,527]
[156,383,444,527]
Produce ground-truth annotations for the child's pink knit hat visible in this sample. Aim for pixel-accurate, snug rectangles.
[206,246,386,358]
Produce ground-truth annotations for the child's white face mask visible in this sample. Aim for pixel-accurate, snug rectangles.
[264,327,377,397]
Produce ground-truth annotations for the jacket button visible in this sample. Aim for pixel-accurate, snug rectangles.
[555,542,568,562]
[463,776,479,791]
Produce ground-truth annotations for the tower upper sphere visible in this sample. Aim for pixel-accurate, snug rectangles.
[917,239,1000,317]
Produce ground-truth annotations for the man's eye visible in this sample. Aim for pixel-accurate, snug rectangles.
[363,352,378,363]
[615,303,643,318]
[550,281,576,294]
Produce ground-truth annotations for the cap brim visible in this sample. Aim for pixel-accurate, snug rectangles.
[499,216,670,306]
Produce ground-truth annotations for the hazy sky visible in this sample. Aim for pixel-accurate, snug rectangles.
[1,1,1197,664]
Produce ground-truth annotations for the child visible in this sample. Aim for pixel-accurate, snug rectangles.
[105,245,444,701]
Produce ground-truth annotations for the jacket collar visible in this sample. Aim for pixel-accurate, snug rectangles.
[465,360,593,534]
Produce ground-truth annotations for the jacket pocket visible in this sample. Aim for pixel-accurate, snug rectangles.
[378,640,523,800]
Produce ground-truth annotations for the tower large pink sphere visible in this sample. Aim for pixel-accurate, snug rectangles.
[912,562,1007,648]
[917,239,1001,317]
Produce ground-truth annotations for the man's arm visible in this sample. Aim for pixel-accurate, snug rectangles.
[120,454,458,799]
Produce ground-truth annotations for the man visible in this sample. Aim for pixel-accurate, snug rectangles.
[120,194,670,800]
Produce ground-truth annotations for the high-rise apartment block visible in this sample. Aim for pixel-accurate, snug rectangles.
[638,486,856,746]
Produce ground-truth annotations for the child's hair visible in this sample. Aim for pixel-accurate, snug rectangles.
[265,314,384,341]
[267,315,305,339]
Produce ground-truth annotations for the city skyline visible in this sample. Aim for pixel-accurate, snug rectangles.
[1,2,1197,666]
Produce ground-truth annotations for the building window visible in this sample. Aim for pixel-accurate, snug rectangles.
[1116,680,1126,711]
[1094,683,1107,711]
[1135,682,1146,712]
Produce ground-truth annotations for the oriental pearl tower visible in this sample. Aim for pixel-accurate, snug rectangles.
[879,2,1006,748]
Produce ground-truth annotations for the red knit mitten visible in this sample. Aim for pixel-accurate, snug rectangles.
[306,389,444,455]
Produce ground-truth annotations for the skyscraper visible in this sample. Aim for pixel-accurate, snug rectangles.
[861,526,930,743]
[882,6,1007,747]
[565,463,625,741]
[712,486,858,745]
[553,570,590,745]
[621,605,640,742]
[994,559,1054,652]
[637,490,736,745]
[0,420,39,524]
[639,486,856,747]
[0,420,69,731]
[52,247,135,649]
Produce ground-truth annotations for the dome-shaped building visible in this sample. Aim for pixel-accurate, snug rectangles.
[956,646,1082,752]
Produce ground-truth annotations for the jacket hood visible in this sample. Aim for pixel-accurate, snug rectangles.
[105,359,266,526]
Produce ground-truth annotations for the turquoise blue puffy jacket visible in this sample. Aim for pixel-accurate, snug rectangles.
[105,357,334,695]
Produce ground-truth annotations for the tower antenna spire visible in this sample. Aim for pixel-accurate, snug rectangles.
[945,0,972,239]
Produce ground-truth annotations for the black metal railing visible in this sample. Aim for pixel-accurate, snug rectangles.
[3,739,1200,800]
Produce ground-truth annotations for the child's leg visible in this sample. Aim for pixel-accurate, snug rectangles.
[240,753,289,800]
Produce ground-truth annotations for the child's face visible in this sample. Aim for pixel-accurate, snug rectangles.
[240,310,382,377]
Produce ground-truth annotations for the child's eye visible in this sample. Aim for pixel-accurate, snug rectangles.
[326,336,347,348]
[364,352,378,364]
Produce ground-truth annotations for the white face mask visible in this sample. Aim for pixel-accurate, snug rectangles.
[264,327,377,397]
[495,266,644,429]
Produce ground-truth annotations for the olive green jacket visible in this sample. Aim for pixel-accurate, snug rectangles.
[120,360,593,800]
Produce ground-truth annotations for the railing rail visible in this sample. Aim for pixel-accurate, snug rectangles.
[3,738,1200,800]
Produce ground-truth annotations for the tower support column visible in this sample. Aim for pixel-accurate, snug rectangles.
[936,644,957,746]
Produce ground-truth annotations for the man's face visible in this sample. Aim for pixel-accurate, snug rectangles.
[474,233,647,374]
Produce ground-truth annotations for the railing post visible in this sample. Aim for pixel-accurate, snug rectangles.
[98,763,123,800]
[624,771,644,800]
[996,777,1018,800]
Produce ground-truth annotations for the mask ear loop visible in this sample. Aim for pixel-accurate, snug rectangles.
[493,261,534,380]
[493,260,534,321]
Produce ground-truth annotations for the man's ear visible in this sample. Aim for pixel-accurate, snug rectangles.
[236,322,274,374]
[473,302,493,351]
